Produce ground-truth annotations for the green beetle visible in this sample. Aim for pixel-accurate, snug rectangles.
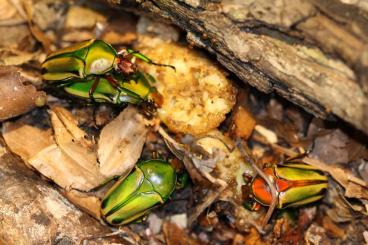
[62,72,153,104]
[42,39,173,104]
[250,162,328,209]
[101,160,177,225]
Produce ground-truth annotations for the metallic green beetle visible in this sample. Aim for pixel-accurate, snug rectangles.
[251,162,328,209]
[42,39,173,104]
[101,160,177,225]
[62,72,153,104]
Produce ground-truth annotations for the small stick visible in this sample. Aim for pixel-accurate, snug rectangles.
[235,139,278,227]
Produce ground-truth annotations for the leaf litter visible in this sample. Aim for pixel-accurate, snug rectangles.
[0,1,367,244]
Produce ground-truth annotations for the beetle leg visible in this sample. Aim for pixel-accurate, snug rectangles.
[88,77,100,102]
[125,48,176,71]
[105,75,119,88]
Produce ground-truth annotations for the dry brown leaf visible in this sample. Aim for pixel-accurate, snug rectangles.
[50,106,94,149]
[28,144,104,191]
[49,108,100,178]
[98,105,148,178]
[231,105,256,140]
[322,216,346,239]
[63,190,102,220]
[2,122,53,162]
[305,224,332,245]
[0,66,46,121]
[235,228,266,245]
[0,0,19,21]
[163,221,200,245]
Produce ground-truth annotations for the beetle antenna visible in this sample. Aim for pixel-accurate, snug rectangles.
[235,139,278,228]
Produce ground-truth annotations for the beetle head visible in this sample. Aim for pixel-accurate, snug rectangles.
[115,50,137,76]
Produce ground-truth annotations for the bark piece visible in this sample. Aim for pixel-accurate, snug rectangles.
[109,0,368,135]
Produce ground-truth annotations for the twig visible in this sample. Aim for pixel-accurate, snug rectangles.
[235,139,278,227]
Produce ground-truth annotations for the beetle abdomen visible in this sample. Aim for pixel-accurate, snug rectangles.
[101,160,176,225]
[251,163,328,209]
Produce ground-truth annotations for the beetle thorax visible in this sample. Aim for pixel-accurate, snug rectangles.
[90,58,111,74]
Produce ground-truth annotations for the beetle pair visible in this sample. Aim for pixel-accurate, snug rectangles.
[42,39,173,105]
[42,40,178,225]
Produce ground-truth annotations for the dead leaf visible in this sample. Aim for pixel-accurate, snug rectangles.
[49,108,100,178]
[98,105,148,178]
[2,122,53,162]
[162,221,199,245]
[304,224,332,245]
[344,181,368,199]
[50,106,94,149]
[310,129,349,164]
[236,228,265,245]
[231,105,256,140]
[0,0,19,21]
[63,190,102,220]
[322,216,346,239]
[29,144,103,191]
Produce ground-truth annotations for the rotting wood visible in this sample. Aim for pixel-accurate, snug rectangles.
[108,0,368,135]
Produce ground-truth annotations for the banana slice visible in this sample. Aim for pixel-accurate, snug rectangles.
[137,38,237,135]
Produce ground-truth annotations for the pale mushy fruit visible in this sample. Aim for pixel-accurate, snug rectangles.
[137,39,237,135]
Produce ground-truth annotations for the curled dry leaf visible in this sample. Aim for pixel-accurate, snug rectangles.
[50,106,94,149]
[29,144,103,191]
[46,107,103,190]
[3,106,148,192]
[49,107,98,167]
[0,66,46,121]
[137,37,237,135]
[2,122,53,163]
[98,105,148,178]
[3,118,104,191]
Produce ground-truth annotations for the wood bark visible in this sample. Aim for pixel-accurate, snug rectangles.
[109,0,368,134]
[0,141,119,245]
